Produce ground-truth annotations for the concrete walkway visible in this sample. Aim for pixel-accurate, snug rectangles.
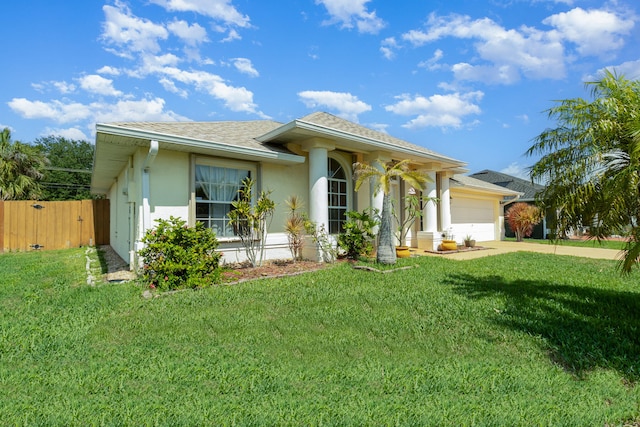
[418,240,622,261]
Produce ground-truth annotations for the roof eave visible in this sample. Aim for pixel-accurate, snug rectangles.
[257,119,467,168]
[95,123,305,164]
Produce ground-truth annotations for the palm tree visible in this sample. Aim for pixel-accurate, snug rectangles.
[527,71,640,274]
[0,128,48,200]
[353,159,430,264]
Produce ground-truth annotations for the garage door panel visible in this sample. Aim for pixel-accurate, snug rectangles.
[450,197,496,241]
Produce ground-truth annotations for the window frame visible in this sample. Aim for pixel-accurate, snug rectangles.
[327,155,352,235]
[190,156,258,241]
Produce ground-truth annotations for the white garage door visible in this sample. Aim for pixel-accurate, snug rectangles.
[450,197,496,242]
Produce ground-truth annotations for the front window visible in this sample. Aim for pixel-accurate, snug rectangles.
[195,163,251,238]
[328,157,348,234]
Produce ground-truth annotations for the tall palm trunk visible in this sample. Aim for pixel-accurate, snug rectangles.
[377,193,396,264]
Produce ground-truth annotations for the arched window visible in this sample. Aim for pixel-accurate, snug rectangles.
[327,157,348,234]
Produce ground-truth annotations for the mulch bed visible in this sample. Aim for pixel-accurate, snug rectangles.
[422,245,490,255]
[221,259,329,284]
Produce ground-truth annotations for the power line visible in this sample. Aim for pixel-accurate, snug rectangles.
[44,166,92,174]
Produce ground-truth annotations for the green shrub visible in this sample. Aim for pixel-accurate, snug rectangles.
[338,209,379,259]
[138,216,222,291]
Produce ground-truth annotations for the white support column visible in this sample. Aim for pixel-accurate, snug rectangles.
[417,170,439,251]
[424,171,437,233]
[367,152,391,220]
[308,146,329,230]
[440,172,451,233]
[301,138,335,262]
[141,140,159,234]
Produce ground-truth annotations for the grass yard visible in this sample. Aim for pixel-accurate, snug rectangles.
[1,248,639,426]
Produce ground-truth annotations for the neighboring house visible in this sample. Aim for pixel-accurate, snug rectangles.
[469,169,547,239]
[90,112,520,267]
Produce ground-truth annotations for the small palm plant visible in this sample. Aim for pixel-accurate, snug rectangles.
[227,177,276,267]
[284,195,306,261]
[353,159,430,264]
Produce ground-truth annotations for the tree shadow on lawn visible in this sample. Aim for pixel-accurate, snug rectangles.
[445,273,640,383]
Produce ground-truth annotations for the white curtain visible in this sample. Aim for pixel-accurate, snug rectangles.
[196,165,249,203]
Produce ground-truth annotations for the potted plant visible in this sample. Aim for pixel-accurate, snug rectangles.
[440,229,457,251]
[392,193,423,258]
[464,234,476,248]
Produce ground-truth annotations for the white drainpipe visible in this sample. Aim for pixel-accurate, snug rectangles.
[141,140,159,235]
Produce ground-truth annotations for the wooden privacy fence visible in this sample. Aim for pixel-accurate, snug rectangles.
[0,199,109,252]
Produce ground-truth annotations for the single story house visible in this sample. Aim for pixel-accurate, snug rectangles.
[469,169,547,239]
[90,112,520,267]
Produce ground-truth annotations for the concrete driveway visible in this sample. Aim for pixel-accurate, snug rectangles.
[419,240,622,261]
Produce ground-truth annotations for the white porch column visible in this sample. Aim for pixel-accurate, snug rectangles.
[302,138,335,231]
[440,172,451,232]
[141,140,159,232]
[424,171,437,233]
[367,152,391,218]
[417,170,439,250]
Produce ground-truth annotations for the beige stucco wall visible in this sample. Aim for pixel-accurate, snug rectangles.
[109,165,132,264]
[261,161,309,234]
[148,150,190,223]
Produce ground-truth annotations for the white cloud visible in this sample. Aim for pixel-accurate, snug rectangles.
[380,37,398,60]
[78,74,123,97]
[92,98,188,122]
[604,59,640,80]
[402,13,567,83]
[543,7,634,57]
[159,67,263,114]
[315,0,385,34]
[369,122,389,134]
[298,90,371,121]
[418,49,444,71]
[149,0,251,28]
[385,91,483,129]
[159,77,189,98]
[32,81,77,94]
[101,3,168,55]
[8,96,189,134]
[500,162,531,180]
[8,98,93,123]
[168,20,208,46]
[42,127,90,141]
[232,58,259,77]
[97,65,121,76]
[220,28,242,42]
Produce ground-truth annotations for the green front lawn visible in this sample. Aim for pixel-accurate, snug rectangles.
[1,248,639,425]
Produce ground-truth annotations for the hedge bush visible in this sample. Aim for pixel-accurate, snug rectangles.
[138,217,222,291]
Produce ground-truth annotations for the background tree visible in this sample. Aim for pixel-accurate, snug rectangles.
[505,202,542,242]
[0,128,47,200]
[527,71,640,273]
[353,159,429,264]
[34,136,94,200]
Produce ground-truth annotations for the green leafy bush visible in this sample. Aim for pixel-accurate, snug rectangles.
[138,216,222,291]
[338,209,379,259]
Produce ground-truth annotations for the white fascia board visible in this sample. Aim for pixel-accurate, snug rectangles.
[453,184,523,197]
[96,123,305,164]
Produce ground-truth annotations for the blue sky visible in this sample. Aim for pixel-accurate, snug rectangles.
[1,0,638,178]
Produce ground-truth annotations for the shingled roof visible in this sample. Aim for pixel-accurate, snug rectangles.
[451,174,522,197]
[469,169,544,200]
[92,111,469,193]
